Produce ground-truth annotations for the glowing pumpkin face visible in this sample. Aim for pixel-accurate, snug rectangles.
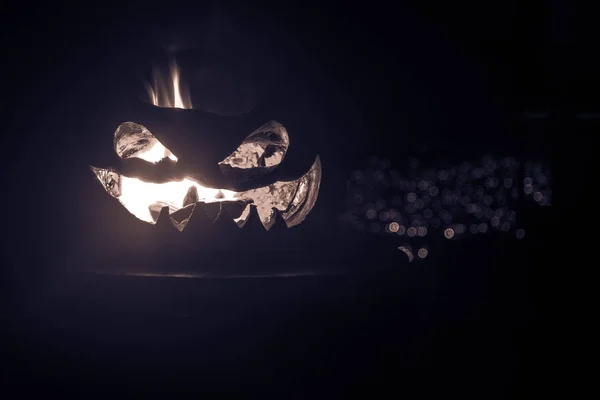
[91,119,321,231]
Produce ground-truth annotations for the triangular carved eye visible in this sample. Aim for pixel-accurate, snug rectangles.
[218,121,289,181]
[114,122,178,163]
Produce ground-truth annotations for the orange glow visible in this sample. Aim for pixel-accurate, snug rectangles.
[172,64,186,109]
[146,60,192,109]
[131,136,178,163]
[99,66,323,231]
[119,176,238,224]
[91,155,322,231]
[114,122,179,164]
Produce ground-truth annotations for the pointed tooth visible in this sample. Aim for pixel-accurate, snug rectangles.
[171,221,187,232]
[222,201,247,219]
[242,206,266,233]
[255,206,276,231]
[169,204,196,231]
[148,203,163,223]
[269,208,288,232]
[212,208,240,231]
[235,155,322,229]
[154,206,175,233]
[183,203,212,234]
[225,202,251,228]
[203,203,222,222]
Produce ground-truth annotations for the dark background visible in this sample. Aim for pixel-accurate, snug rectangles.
[0,0,585,396]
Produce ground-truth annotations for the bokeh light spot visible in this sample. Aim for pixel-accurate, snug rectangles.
[444,228,455,239]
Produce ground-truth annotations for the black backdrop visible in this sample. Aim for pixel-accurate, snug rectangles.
[0,0,580,396]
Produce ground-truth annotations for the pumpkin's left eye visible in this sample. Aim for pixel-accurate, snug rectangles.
[114,122,178,164]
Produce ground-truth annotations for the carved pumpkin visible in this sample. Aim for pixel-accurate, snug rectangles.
[92,119,321,231]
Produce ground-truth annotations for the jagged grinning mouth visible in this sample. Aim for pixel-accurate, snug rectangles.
[91,121,321,231]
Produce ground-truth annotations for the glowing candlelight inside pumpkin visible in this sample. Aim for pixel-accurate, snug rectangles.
[93,60,321,231]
